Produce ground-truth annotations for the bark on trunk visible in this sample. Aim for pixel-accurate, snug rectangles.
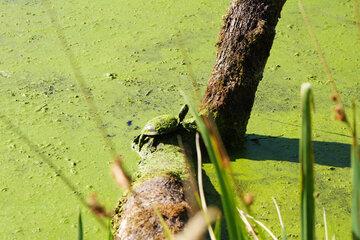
[201,0,287,148]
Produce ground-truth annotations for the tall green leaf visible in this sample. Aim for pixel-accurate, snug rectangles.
[351,103,360,240]
[78,211,84,240]
[108,220,113,240]
[214,217,222,240]
[300,83,315,240]
[183,93,245,240]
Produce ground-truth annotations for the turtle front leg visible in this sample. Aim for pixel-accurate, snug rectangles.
[138,134,147,151]
[132,134,142,151]
[138,136,157,152]
[133,135,141,144]
[148,137,155,148]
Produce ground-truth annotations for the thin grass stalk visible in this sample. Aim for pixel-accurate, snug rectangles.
[41,0,119,159]
[214,217,222,240]
[183,93,245,240]
[299,3,359,237]
[154,208,175,240]
[354,0,360,41]
[78,211,84,240]
[300,83,315,240]
[299,0,352,130]
[272,197,287,240]
[323,208,328,240]
[178,45,202,106]
[175,208,221,240]
[351,103,360,239]
[202,119,243,240]
[177,135,202,219]
[238,209,259,240]
[196,133,217,240]
[1,0,123,233]
[240,210,278,240]
[298,1,338,94]
[0,114,108,228]
[108,220,113,240]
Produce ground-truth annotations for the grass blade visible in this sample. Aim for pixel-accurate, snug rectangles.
[214,216,222,240]
[40,0,119,160]
[351,102,360,239]
[196,133,217,240]
[78,211,84,240]
[272,198,287,240]
[182,92,245,240]
[108,220,113,240]
[240,210,278,240]
[298,0,338,93]
[238,209,259,240]
[354,0,360,41]
[323,208,328,240]
[175,208,221,240]
[300,83,315,240]
[154,208,175,240]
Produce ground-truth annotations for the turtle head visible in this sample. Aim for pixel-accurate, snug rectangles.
[178,104,189,123]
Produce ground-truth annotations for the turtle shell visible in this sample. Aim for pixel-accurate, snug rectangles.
[142,114,178,136]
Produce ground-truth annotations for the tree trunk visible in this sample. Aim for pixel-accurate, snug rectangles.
[201,0,287,148]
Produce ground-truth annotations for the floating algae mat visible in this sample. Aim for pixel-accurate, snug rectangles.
[0,0,358,239]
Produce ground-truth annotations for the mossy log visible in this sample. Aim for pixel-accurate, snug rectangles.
[113,174,190,240]
[112,0,287,239]
[112,131,198,240]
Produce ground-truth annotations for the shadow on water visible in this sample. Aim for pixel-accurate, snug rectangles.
[231,134,350,167]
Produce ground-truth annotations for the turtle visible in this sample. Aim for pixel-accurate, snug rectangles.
[133,104,189,151]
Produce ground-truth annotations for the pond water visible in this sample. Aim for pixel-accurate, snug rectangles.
[0,0,358,239]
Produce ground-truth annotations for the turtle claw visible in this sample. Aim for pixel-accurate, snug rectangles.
[136,136,156,152]
[137,134,148,152]
[138,141,144,151]
[132,134,146,151]
[133,135,140,144]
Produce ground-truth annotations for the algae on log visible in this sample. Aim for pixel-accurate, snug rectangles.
[201,0,287,148]
[112,0,287,238]
[112,131,199,240]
